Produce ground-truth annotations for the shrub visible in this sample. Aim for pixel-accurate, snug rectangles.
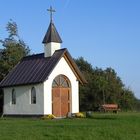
[75,112,85,118]
[41,114,56,120]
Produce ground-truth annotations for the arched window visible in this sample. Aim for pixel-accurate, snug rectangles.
[12,89,16,104]
[31,87,36,104]
[52,75,70,88]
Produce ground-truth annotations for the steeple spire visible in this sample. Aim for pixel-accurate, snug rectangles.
[42,6,62,57]
[42,6,62,44]
[47,6,55,23]
[42,22,62,44]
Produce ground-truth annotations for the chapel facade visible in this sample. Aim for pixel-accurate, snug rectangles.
[0,7,86,117]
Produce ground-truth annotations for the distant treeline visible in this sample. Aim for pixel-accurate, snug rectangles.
[75,57,140,111]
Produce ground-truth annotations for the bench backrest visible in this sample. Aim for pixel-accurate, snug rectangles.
[101,104,118,110]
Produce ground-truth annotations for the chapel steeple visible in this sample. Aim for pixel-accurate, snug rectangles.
[42,6,62,57]
[42,22,62,44]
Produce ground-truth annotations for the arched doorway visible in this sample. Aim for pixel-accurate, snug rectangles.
[52,75,71,117]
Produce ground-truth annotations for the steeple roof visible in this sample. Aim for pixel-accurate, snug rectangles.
[42,22,62,44]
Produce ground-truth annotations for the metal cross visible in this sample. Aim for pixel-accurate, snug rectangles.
[47,6,55,22]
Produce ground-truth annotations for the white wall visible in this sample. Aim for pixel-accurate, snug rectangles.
[3,84,44,115]
[44,57,79,115]
[3,57,79,116]
[44,42,61,57]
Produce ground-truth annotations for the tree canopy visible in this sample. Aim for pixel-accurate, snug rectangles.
[75,57,140,111]
[0,20,30,81]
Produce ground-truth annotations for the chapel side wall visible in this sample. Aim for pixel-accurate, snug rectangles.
[44,57,79,115]
[3,84,44,115]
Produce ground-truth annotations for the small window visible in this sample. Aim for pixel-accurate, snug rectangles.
[31,87,36,104]
[12,89,16,104]
[52,75,70,88]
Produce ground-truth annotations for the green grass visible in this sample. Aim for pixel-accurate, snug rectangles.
[0,112,140,140]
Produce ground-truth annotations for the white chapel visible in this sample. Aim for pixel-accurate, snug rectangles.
[0,7,86,117]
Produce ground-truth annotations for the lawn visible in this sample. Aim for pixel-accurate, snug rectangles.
[0,112,140,140]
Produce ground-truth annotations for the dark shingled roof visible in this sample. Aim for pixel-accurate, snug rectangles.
[42,22,62,44]
[0,48,86,88]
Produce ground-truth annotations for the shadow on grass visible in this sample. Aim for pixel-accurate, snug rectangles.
[43,134,78,139]
[87,113,119,120]
[91,116,118,120]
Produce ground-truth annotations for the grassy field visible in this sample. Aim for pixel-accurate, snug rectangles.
[0,112,140,140]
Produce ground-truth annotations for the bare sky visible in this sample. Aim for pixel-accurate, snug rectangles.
[0,0,140,98]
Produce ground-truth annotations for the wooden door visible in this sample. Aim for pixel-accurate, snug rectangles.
[52,88,61,117]
[52,88,70,117]
[61,88,69,117]
[52,75,71,117]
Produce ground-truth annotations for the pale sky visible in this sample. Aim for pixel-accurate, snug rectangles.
[0,0,140,99]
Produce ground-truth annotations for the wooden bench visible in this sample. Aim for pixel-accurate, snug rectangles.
[100,104,119,113]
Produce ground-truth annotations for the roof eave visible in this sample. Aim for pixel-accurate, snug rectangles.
[63,51,87,85]
[0,81,44,88]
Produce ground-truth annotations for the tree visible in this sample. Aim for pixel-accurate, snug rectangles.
[0,20,30,81]
[74,57,94,111]
[118,88,137,111]
[75,57,139,111]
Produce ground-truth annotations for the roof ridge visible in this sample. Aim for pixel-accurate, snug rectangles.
[24,53,44,57]
[55,48,67,52]
[21,53,45,61]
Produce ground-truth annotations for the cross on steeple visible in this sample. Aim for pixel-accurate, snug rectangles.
[47,6,55,22]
